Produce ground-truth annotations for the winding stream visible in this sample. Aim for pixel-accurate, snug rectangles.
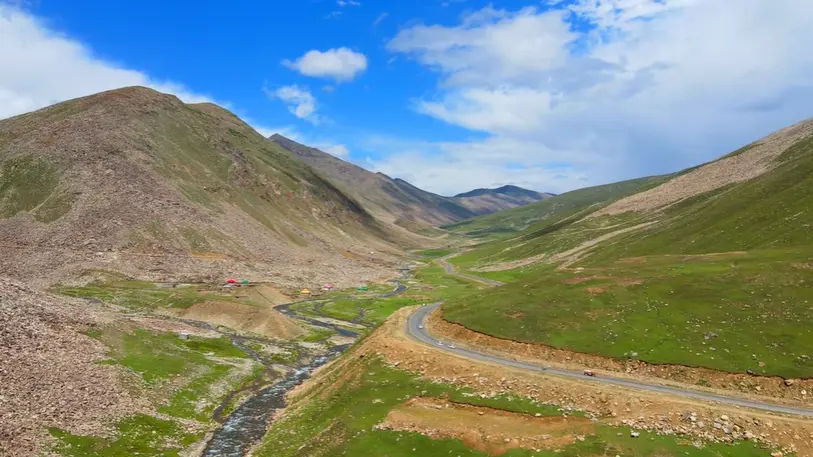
[200,268,411,457]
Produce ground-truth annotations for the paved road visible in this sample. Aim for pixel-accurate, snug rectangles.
[436,255,505,287]
[407,303,813,418]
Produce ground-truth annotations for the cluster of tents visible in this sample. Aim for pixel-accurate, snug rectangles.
[299,283,335,295]
[223,278,249,289]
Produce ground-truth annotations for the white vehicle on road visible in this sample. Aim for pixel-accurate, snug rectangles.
[418,324,424,329]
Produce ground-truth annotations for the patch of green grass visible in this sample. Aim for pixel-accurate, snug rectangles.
[444,248,813,378]
[255,358,776,457]
[300,327,336,343]
[158,364,234,420]
[49,414,199,457]
[288,270,482,327]
[317,298,362,322]
[415,248,454,259]
[468,263,552,283]
[52,280,239,311]
[0,155,60,218]
[183,336,248,358]
[408,265,485,301]
[269,346,303,365]
[34,191,76,222]
[181,227,211,252]
[95,326,256,423]
[303,296,424,327]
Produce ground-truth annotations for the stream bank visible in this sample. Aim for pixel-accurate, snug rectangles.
[200,268,411,457]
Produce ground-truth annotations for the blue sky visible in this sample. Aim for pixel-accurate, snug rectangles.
[1,0,812,195]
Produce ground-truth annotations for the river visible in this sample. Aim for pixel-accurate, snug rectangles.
[200,268,411,457]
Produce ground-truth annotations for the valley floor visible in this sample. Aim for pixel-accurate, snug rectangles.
[6,248,811,457]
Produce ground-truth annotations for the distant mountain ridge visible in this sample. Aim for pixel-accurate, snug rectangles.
[453,185,553,215]
[269,135,548,228]
[454,185,547,199]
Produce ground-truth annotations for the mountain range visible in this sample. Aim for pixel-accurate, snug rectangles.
[270,134,548,227]
[0,87,545,286]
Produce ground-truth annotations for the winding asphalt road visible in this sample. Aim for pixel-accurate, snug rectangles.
[409,256,813,418]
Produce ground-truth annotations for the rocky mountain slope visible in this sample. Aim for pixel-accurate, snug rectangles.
[0,279,143,457]
[453,185,552,215]
[270,135,545,228]
[0,87,402,287]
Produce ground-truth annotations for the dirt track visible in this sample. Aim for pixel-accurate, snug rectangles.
[436,255,504,286]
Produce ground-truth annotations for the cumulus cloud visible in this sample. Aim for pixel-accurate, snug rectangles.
[383,1,813,194]
[283,48,368,82]
[268,85,321,124]
[362,134,596,195]
[0,3,216,120]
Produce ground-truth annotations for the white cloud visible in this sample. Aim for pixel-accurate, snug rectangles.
[362,134,595,195]
[0,3,215,120]
[268,85,320,124]
[337,0,361,6]
[283,48,368,82]
[320,144,349,157]
[384,1,813,193]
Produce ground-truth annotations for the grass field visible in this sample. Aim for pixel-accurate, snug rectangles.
[52,279,245,311]
[444,248,813,378]
[254,358,776,457]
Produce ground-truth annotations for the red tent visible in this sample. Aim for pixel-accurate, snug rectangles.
[226,279,236,284]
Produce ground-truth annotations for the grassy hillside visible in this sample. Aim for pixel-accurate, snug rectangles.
[442,125,813,378]
[444,175,669,240]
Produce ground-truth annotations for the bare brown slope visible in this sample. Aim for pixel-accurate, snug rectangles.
[594,118,813,217]
[0,86,401,287]
[270,134,479,227]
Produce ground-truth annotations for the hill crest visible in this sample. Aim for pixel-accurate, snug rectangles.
[0,86,401,287]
